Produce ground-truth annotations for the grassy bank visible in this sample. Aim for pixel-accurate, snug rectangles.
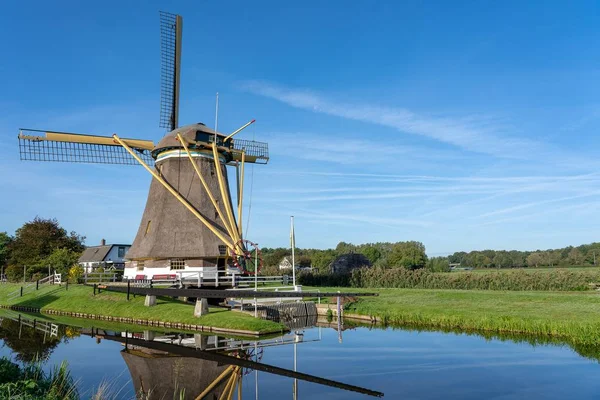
[311,287,600,345]
[0,284,284,335]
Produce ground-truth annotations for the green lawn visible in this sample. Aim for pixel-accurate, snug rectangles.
[310,286,600,344]
[0,284,284,335]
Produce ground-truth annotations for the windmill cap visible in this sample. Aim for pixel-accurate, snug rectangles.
[154,123,226,152]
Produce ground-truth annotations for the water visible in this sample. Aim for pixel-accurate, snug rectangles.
[0,312,599,399]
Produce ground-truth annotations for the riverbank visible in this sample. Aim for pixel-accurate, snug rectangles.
[0,284,285,336]
[310,287,600,345]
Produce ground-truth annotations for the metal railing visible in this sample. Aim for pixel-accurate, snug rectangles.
[80,272,119,284]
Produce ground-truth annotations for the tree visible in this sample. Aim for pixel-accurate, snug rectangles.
[567,248,584,266]
[492,251,512,269]
[335,241,356,255]
[388,241,427,270]
[426,257,450,272]
[448,251,466,265]
[8,217,85,280]
[310,250,336,271]
[527,252,543,268]
[360,245,382,264]
[43,248,81,276]
[0,232,12,270]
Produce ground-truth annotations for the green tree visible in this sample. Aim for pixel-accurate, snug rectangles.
[448,251,466,264]
[426,256,450,272]
[43,248,81,276]
[388,241,427,270]
[310,250,336,271]
[8,217,85,280]
[360,245,381,264]
[527,252,543,268]
[335,241,356,255]
[567,248,584,266]
[0,232,12,270]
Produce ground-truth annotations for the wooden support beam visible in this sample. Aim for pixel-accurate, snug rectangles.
[113,134,235,251]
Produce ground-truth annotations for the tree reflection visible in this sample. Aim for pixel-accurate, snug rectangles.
[0,318,65,362]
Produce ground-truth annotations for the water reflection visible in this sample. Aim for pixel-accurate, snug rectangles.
[1,311,600,399]
[0,314,71,362]
[1,312,382,399]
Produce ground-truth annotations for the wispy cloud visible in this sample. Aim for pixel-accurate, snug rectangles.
[242,80,548,159]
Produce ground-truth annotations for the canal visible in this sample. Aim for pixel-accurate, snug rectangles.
[0,311,599,399]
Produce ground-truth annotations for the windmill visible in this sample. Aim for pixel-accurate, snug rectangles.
[17,11,269,284]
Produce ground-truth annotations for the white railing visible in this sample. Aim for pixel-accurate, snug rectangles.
[7,272,62,299]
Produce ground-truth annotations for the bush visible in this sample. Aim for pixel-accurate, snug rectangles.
[67,265,83,283]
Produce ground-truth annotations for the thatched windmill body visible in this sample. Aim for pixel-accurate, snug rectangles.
[17,12,269,283]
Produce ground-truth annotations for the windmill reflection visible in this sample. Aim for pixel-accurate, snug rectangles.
[93,323,381,399]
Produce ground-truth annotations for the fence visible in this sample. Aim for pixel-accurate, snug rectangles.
[79,272,119,284]
[236,275,288,286]
[7,272,62,300]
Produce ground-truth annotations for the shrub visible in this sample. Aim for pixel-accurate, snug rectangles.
[67,265,84,283]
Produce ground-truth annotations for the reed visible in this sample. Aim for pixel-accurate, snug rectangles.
[300,267,600,291]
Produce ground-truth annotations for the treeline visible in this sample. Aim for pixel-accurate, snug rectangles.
[0,217,85,281]
[261,240,442,274]
[449,243,600,269]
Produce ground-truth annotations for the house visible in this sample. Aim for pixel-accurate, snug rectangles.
[278,256,294,271]
[78,239,131,272]
[278,256,311,271]
[330,253,371,274]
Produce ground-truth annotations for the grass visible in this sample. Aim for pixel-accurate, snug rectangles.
[0,284,285,335]
[310,286,600,345]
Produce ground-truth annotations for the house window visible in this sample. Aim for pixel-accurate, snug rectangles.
[170,259,186,270]
[137,261,144,271]
[218,245,227,256]
[118,246,126,258]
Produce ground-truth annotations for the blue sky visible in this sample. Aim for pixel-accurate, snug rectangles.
[1,0,599,255]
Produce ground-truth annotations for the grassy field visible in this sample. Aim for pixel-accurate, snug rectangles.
[0,284,285,334]
[310,286,600,345]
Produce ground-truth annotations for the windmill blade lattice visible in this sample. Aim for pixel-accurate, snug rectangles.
[18,129,155,166]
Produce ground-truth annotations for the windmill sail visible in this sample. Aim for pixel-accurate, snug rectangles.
[18,129,155,165]
[159,11,182,132]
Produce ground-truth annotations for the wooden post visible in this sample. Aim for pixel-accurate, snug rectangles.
[93,284,96,296]
[36,280,39,291]
[127,280,130,301]
[66,280,69,291]
[20,286,23,297]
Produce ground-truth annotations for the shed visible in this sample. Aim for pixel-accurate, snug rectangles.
[330,253,371,274]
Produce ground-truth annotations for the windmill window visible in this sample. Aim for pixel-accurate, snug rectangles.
[170,259,186,270]
[218,245,227,256]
